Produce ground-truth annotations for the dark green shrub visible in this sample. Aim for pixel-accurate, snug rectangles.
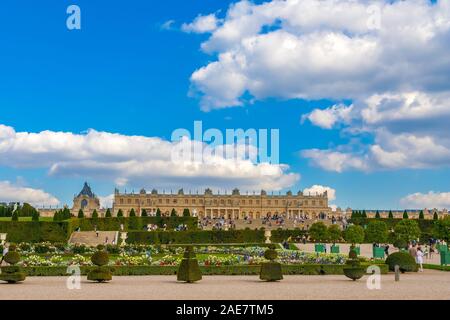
[4,251,20,265]
[88,247,112,282]
[72,244,88,254]
[393,239,407,250]
[260,245,283,281]
[385,252,418,273]
[106,244,120,254]
[177,246,202,283]
[87,266,113,282]
[0,246,26,283]
[343,247,365,281]
[91,250,109,266]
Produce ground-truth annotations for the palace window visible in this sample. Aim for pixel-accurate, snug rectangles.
[185,199,188,204]
[275,200,278,205]
[249,200,253,205]
[135,199,139,204]
[127,199,131,204]
[120,198,123,204]
[166,199,169,204]
[256,200,260,205]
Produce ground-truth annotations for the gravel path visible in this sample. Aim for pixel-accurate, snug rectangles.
[0,271,448,300]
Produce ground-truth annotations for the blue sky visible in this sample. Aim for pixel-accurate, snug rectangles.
[1,0,450,210]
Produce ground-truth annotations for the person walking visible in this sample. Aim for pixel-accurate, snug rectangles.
[416,246,424,272]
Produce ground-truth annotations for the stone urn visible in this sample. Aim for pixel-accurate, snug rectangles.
[264,230,272,244]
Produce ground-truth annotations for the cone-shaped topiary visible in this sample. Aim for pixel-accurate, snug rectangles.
[260,245,283,282]
[343,247,365,281]
[0,244,26,283]
[87,245,112,282]
[177,246,202,283]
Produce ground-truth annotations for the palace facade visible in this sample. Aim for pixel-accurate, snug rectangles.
[112,188,332,220]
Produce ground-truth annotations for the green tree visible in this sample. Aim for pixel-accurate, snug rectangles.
[432,216,450,241]
[141,209,148,217]
[308,222,328,243]
[351,210,359,219]
[170,208,177,217]
[403,210,409,219]
[62,207,71,220]
[117,209,124,218]
[11,210,19,221]
[53,210,62,221]
[394,219,421,242]
[433,212,439,220]
[375,210,381,219]
[156,208,161,217]
[129,215,140,230]
[77,209,84,219]
[92,209,99,219]
[365,221,388,244]
[327,224,342,244]
[343,225,365,245]
[31,210,40,222]
[105,208,112,218]
[21,203,36,217]
[183,208,190,217]
[388,210,394,219]
[361,210,367,218]
[129,208,136,217]
[419,210,424,220]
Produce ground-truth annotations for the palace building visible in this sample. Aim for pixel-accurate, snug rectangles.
[112,188,332,220]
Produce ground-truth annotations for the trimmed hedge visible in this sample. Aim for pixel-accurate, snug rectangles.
[126,229,265,244]
[0,221,70,243]
[271,229,307,242]
[0,217,198,243]
[22,263,388,277]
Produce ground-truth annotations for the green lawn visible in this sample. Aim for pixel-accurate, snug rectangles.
[0,217,54,222]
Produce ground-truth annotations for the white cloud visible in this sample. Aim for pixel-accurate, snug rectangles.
[0,124,299,191]
[98,194,114,209]
[302,93,450,172]
[161,20,176,31]
[182,14,221,33]
[303,185,336,201]
[185,0,450,109]
[301,104,353,129]
[301,149,370,173]
[184,0,450,173]
[400,191,450,210]
[0,181,59,206]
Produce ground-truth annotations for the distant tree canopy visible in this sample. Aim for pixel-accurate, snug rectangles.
[388,210,394,219]
[105,208,112,218]
[344,225,365,245]
[77,209,84,219]
[117,209,124,218]
[433,216,450,241]
[327,224,342,244]
[375,210,381,219]
[156,208,162,217]
[394,220,421,242]
[141,209,148,217]
[403,210,409,219]
[308,222,328,243]
[183,208,190,217]
[365,221,388,244]
[129,208,136,217]
[419,210,424,220]
[170,208,177,217]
